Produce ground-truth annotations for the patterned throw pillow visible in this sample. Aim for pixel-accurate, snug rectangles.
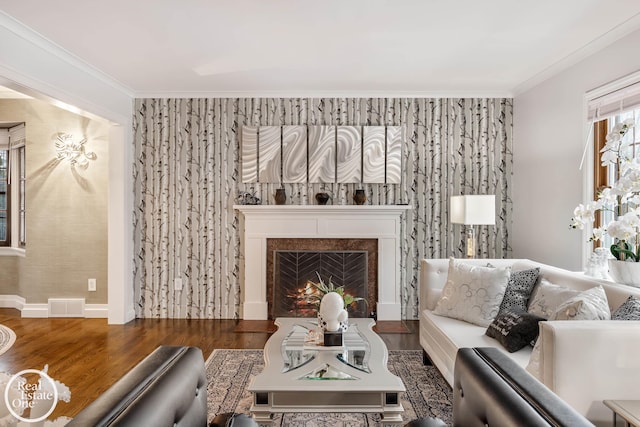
[550,285,610,321]
[486,311,546,352]
[433,258,511,327]
[497,268,541,316]
[612,295,640,320]
[527,279,581,319]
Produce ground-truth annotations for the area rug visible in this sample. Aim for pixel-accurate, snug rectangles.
[0,325,16,356]
[206,349,452,426]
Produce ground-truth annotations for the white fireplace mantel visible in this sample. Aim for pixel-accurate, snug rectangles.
[234,204,411,321]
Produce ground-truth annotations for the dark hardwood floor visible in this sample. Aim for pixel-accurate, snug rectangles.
[0,308,420,420]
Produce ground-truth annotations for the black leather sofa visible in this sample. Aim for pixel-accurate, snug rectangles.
[65,346,257,427]
[408,347,594,427]
[452,347,594,427]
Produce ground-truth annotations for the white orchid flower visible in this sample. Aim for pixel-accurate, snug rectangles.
[573,116,640,261]
[573,204,595,221]
[606,131,621,142]
[592,227,605,241]
[601,149,619,165]
[598,188,616,204]
[621,211,640,228]
[607,220,636,241]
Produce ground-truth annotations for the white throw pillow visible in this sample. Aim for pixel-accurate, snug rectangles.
[550,285,611,321]
[433,258,511,327]
[527,279,581,319]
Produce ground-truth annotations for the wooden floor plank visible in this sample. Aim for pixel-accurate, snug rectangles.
[0,309,420,419]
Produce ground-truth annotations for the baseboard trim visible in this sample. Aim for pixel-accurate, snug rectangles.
[0,295,25,310]
[0,295,108,318]
[85,304,109,318]
[21,303,49,318]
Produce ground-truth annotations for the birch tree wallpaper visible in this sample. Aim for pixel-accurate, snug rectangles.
[133,98,513,319]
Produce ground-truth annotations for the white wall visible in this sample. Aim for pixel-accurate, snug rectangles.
[513,28,640,270]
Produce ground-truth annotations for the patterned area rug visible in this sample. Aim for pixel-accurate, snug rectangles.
[0,324,16,356]
[206,349,452,426]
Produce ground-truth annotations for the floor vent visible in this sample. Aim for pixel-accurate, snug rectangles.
[48,298,85,317]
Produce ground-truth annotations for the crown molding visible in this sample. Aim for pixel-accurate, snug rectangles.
[133,89,514,99]
[0,11,134,98]
[513,12,640,97]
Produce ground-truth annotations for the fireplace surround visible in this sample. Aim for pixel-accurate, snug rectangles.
[234,205,410,320]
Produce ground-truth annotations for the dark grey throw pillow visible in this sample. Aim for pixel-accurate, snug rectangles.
[497,267,541,315]
[612,295,640,320]
[485,311,546,353]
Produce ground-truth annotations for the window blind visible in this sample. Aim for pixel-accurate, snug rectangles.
[9,124,25,149]
[587,72,640,121]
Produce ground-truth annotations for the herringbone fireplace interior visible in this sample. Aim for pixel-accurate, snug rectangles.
[266,238,378,319]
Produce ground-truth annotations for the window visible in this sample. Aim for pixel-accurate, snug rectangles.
[18,145,25,246]
[0,123,26,250]
[592,112,640,249]
[0,150,7,244]
[588,74,640,251]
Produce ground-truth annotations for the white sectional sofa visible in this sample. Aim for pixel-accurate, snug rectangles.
[419,258,640,427]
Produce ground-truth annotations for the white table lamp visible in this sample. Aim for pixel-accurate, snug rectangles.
[450,195,495,258]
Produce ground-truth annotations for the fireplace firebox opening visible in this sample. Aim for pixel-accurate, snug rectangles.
[266,238,377,320]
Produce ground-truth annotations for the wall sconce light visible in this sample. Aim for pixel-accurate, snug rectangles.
[450,195,495,258]
[54,133,97,169]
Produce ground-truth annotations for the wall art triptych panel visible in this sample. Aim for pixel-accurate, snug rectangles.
[258,126,281,183]
[241,126,258,182]
[386,126,403,184]
[308,126,335,183]
[133,97,513,320]
[362,126,385,183]
[282,126,306,183]
[336,126,362,183]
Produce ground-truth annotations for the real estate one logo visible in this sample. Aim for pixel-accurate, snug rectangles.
[4,369,59,423]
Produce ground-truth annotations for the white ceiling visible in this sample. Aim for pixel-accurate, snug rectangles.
[1,0,640,98]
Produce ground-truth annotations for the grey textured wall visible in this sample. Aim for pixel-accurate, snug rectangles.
[0,98,109,303]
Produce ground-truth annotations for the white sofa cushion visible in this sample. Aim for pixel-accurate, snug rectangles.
[433,258,510,327]
[421,309,532,384]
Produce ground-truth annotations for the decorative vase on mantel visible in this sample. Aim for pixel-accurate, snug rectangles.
[608,259,640,288]
[274,188,286,205]
[315,192,330,205]
[353,189,366,205]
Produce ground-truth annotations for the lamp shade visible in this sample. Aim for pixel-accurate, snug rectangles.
[450,195,495,225]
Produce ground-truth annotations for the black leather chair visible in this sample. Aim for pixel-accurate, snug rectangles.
[452,347,594,427]
[67,346,208,427]
[406,347,594,427]
[209,413,258,427]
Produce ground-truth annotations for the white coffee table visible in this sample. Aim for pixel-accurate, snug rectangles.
[248,317,405,425]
